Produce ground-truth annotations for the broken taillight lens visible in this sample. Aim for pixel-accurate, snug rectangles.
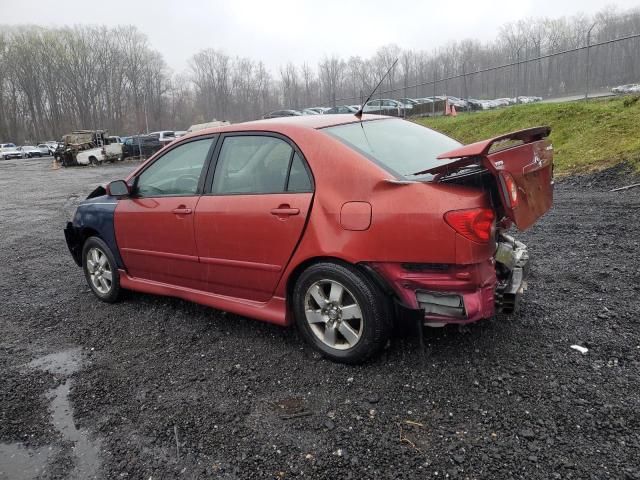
[499,172,519,208]
[444,208,495,243]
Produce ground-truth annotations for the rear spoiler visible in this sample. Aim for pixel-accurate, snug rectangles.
[436,126,551,160]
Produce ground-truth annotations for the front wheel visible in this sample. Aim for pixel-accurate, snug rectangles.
[82,236,121,303]
[292,262,393,364]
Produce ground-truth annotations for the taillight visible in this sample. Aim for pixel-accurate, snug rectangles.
[444,208,495,243]
[499,172,519,208]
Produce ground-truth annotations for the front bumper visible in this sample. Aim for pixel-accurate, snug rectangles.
[369,235,530,326]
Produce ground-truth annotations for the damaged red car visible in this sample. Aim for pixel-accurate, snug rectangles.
[64,115,553,363]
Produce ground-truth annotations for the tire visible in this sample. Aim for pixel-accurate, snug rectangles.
[82,236,121,303]
[292,262,393,364]
[89,156,98,166]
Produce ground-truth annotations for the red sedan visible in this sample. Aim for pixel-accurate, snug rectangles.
[64,114,553,363]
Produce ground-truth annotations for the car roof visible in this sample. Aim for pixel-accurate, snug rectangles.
[182,114,393,139]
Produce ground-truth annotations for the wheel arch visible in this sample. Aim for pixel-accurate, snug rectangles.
[65,201,123,269]
[285,256,397,310]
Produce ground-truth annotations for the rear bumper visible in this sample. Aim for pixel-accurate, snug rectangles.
[368,237,529,326]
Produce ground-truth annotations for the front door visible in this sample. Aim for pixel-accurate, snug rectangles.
[194,134,314,302]
[115,136,216,289]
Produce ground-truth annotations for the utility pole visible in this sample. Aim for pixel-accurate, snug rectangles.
[515,46,522,103]
[432,70,436,116]
[143,91,149,134]
[585,22,597,100]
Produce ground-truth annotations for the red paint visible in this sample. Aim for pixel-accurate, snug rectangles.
[192,193,312,302]
[425,126,554,231]
[115,196,203,290]
[111,115,552,327]
[340,201,372,231]
[368,260,497,323]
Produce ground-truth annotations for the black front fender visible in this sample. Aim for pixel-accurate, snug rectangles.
[64,222,82,266]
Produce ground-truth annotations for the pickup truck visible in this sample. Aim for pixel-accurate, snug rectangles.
[76,140,122,166]
[57,131,123,166]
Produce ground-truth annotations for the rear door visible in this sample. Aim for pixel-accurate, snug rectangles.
[115,136,216,289]
[193,133,314,302]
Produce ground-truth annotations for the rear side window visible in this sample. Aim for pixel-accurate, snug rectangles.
[324,118,461,180]
[287,153,312,192]
[212,136,312,194]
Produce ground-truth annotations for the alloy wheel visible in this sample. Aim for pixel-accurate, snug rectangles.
[86,247,113,294]
[304,279,364,350]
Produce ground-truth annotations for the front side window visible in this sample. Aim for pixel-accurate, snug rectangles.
[136,137,214,197]
[324,118,461,180]
[212,136,312,194]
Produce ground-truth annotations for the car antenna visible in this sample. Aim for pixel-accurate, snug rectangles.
[355,58,399,119]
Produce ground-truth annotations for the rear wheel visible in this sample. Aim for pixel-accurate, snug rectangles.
[292,262,392,364]
[89,156,98,166]
[82,236,121,303]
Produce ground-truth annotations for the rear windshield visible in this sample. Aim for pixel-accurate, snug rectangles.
[324,118,461,180]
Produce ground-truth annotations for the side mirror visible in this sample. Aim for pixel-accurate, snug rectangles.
[106,180,130,198]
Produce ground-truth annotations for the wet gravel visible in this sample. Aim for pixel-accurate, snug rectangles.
[1,157,639,479]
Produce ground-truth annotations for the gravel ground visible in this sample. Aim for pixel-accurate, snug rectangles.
[1,157,639,479]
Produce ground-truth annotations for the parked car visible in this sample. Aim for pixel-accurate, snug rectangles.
[64,115,554,363]
[121,135,164,159]
[304,107,328,114]
[19,145,44,158]
[188,120,231,133]
[175,131,188,138]
[324,105,358,114]
[0,144,22,159]
[362,99,406,117]
[612,84,640,95]
[398,98,418,105]
[263,110,302,119]
[446,96,469,111]
[149,131,176,145]
[301,108,320,115]
[37,144,54,155]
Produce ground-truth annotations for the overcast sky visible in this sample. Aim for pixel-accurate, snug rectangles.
[1,0,637,73]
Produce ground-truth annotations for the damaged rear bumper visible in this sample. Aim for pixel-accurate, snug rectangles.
[494,233,529,314]
[368,234,530,326]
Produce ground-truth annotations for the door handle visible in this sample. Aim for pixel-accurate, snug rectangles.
[172,207,192,215]
[270,205,300,216]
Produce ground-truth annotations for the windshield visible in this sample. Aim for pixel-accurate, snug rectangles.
[323,118,461,180]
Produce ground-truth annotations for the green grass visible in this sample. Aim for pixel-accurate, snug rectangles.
[416,96,640,174]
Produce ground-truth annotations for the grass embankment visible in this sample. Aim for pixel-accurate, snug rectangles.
[416,96,640,174]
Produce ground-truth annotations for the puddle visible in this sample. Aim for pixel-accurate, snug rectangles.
[48,381,101,479]
[27,347,84,376]
[0,443,54,480]
[4,348,102,479]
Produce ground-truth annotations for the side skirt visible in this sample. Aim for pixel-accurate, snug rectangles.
[118,270,290,326]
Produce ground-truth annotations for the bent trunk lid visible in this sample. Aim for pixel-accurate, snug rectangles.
[417,127,554,231]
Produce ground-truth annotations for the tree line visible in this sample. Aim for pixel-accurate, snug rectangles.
[0,6,639,143]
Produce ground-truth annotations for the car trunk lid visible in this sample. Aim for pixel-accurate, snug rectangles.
[415,126,554,231]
